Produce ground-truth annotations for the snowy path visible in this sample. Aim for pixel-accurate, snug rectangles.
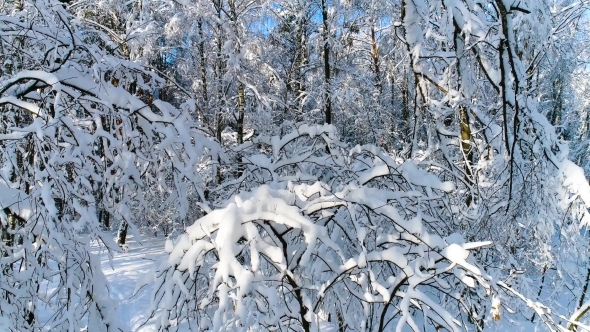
[95,236,167,332]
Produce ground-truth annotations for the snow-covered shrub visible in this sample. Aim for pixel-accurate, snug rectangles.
[141,125,502,331]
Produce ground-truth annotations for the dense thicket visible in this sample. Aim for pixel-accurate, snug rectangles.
[1,0,590,331]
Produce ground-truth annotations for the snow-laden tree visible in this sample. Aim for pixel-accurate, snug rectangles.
[142,124,582,331]
[392,0,590,323]
[0,0,220,330]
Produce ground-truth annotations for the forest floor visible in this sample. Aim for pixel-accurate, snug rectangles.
[96,235,166,332]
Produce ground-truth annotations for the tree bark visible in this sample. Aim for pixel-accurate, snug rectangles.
[321,0,332,125]
[237,82,245,145]
[117,221,129,245]
[454,17,474,206]
[214,0,225,185]
[198,18,208,125]
[370,23,381,92]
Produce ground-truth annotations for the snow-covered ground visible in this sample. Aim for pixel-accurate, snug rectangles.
[94,236,167,332]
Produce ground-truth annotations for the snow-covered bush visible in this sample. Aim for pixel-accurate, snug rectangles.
[140,125,518,330]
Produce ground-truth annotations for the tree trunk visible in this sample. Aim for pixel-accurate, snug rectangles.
[198,18,208,125]
[117,221,129,245]
[370,23,381,92]
[454,18,474,205]
[229,0,245,146]
[214,0,225,185]
[293,15,307,122]
[237,82,245,145]
[2,208,15,251]
[321,0,331,125]
[99,113,111,230]
[570,266,590,331]
[531,264,549,322]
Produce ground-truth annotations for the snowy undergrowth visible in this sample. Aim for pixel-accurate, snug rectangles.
[82,237,544,332]
[26,234,540,332]
[131,125,587,331]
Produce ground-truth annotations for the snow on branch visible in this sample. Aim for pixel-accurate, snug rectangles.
[144,126,501,331]
[0,1,222,330]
